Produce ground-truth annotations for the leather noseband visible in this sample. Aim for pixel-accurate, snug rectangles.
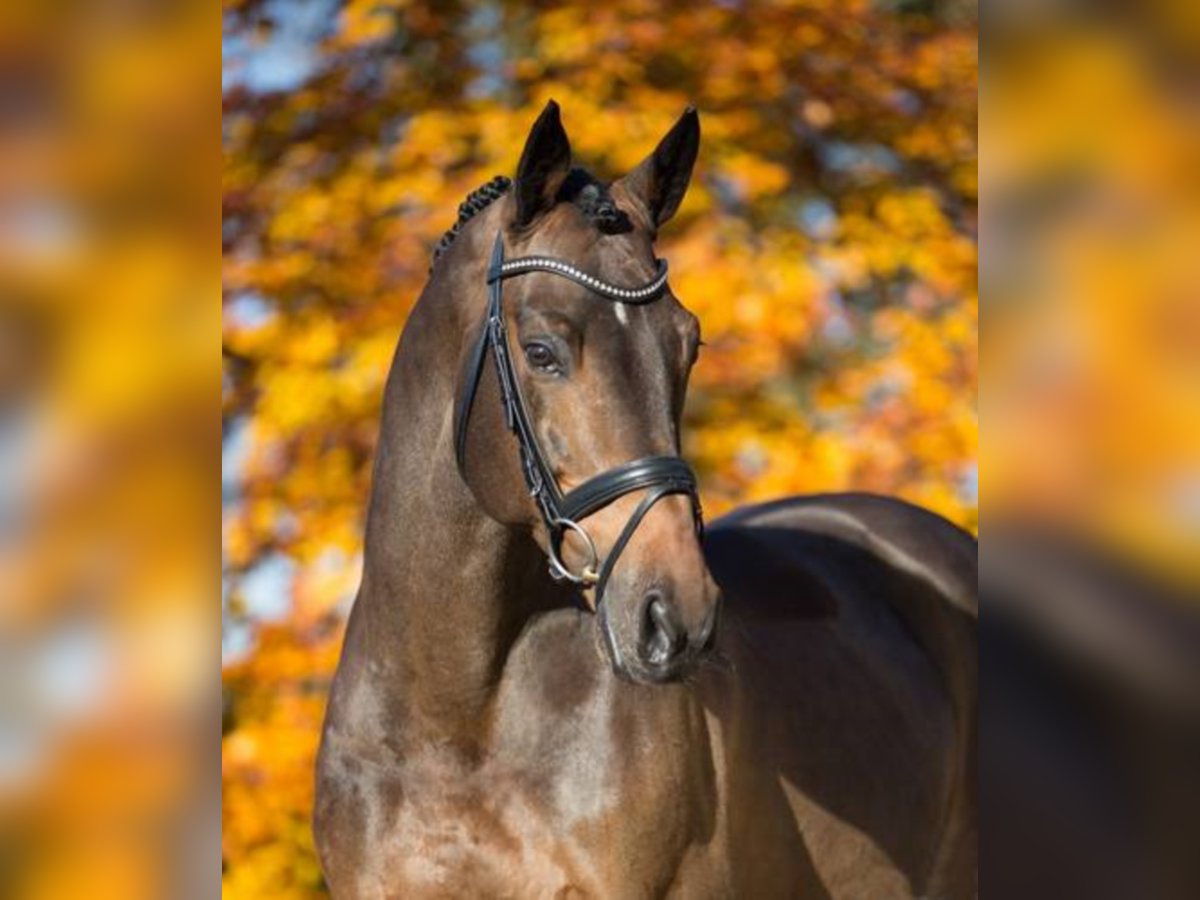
[455,232,702,604]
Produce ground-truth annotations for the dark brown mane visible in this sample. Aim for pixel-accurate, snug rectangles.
[429,174,511,272]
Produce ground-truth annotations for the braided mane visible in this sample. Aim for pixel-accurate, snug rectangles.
[430,175,512,273]
[430,169,631,273]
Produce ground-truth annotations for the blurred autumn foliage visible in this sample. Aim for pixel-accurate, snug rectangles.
[222,0,977,895]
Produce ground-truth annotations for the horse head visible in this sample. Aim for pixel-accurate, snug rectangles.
[452,101,720,683]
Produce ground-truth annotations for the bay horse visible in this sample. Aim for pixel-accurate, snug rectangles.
[314,101,976,898]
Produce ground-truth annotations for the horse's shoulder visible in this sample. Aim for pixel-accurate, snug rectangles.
[705,492,976,621]
[706,493,978,892]
[704,492,977,742]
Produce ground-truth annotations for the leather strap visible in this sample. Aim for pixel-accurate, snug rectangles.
[559,456,696,522]
[594,482,692,606]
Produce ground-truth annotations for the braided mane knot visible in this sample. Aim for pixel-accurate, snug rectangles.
[430,175,512,272]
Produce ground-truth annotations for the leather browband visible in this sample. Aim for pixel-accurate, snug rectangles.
[455,231,702,597]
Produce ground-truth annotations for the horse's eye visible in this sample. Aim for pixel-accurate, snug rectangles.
[523,342,560,373]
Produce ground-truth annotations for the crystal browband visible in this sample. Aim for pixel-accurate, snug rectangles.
[491,256,670,303]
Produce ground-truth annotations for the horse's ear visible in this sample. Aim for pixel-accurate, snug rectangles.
[619,107,700,230]
[513,100,572,228]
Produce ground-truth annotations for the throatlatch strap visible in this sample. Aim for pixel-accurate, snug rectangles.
[454,312,493,473]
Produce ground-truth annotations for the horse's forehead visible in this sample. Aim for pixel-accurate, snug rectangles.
[527,205,655,272]
[523,205,591,253]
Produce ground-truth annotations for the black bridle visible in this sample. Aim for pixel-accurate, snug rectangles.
[455,232,702,603]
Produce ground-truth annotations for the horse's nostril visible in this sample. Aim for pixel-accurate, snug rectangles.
[642,593,686,667]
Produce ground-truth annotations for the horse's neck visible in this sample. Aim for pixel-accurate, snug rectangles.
[348,276,558,754]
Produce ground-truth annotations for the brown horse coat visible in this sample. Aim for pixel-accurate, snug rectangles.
[314,103,976,899]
